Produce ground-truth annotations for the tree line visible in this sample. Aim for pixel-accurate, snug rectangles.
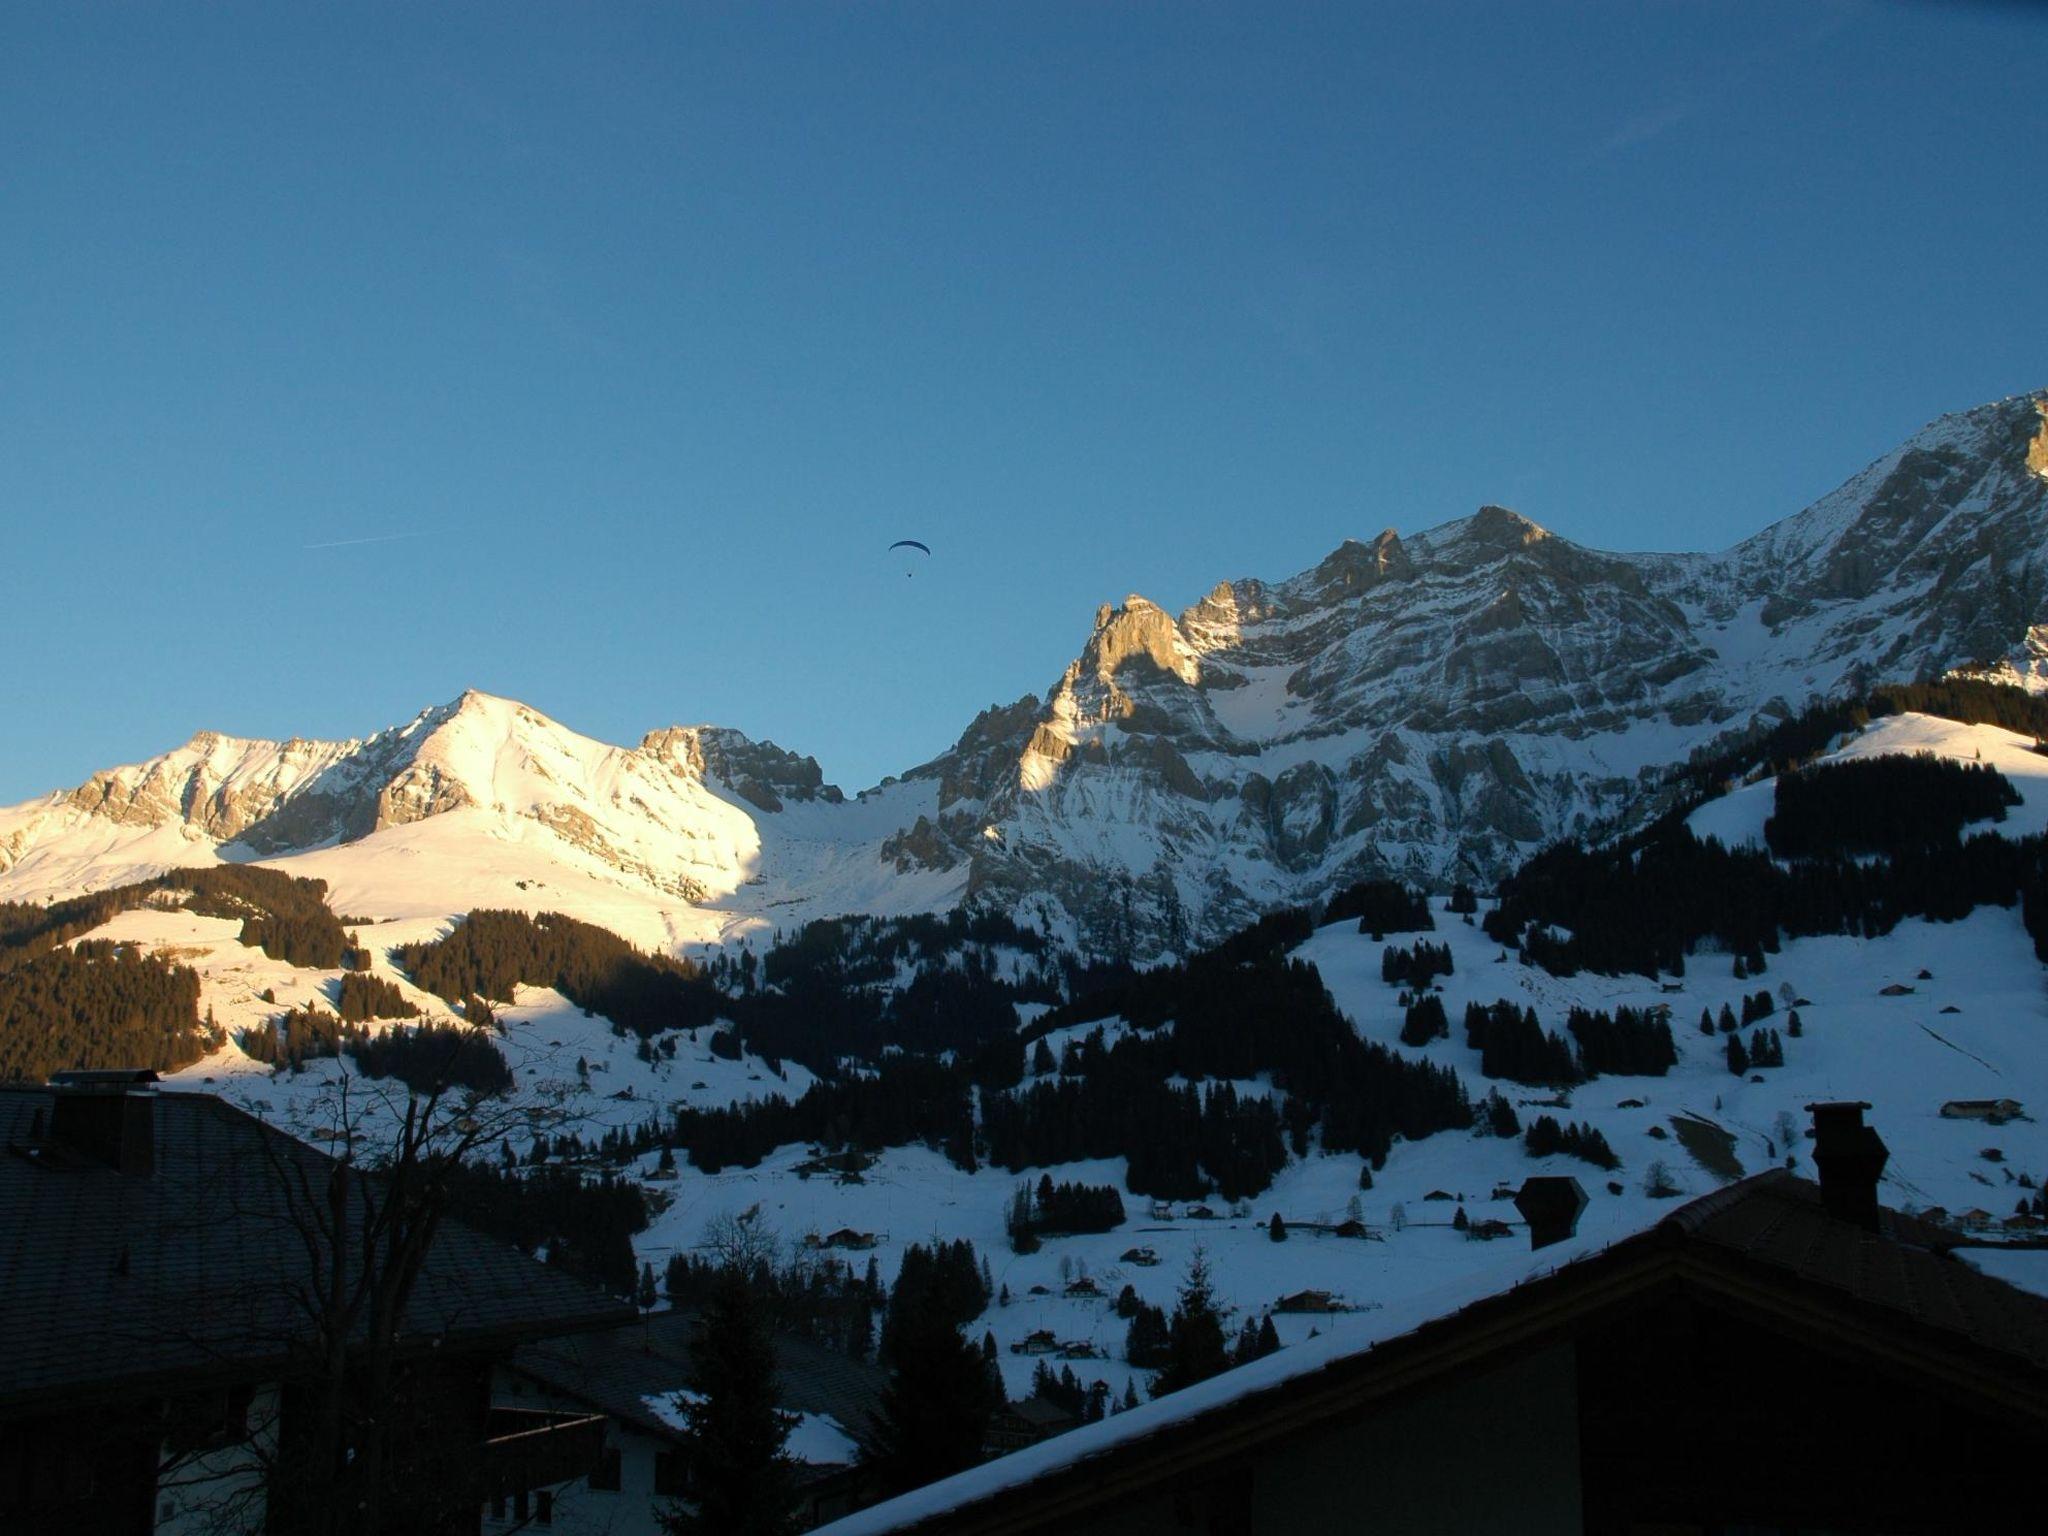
[238,1010,513,1094]
[1491,818,2048,978]
[0,941,217,1082]
[1765,754,2019,858]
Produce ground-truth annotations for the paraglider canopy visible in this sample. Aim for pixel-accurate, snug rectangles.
[889,539,931,577]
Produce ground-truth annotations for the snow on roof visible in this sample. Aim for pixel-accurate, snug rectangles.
[811,1210,1646,1536]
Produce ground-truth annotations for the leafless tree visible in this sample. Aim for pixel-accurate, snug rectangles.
[151,1028,588,1536]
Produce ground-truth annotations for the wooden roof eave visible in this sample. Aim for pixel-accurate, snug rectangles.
[877,1233,1694,1536]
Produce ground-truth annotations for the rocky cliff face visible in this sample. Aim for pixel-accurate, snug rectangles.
[891,390,2048,953]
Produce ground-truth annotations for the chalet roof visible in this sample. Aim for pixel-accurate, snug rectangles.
[510,1306,888,1452]
[0,1087,630,1415]
[1000,1397,1077,1430]
[813,1170,2048,1536]
[1654,1172,2048,1365]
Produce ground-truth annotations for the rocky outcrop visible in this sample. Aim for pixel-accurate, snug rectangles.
[640,725,841,812]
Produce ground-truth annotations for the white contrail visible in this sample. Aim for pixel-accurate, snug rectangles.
[303,531,432,551]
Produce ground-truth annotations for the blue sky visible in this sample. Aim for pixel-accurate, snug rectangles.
[2,1,2042,797]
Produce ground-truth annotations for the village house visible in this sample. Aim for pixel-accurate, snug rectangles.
[813,1104,2048,1536]
[1940,1098,2026,1124]
[0,1072,629,1536]
[485,1308,888,1534]
[983,1397,1078,1456]
[1272,1290,1347,1316]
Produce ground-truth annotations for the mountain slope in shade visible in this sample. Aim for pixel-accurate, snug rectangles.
[2,390,2044,953]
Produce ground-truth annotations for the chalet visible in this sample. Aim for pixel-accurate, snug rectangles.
[984,1397,1078,1456]
[1941,1098,2026,1124]
[1062,1277,1102,1298]
[795,1149,876,1182]
[1009,1330,1061,1356]
[1119,1247,1160,1266]
[487,1308,888,1534]
[1878,982,1915,996]
[814,1104,2048,1536]
[1147,1201,1174,1221]
[1184,1205,1217,1221]
[805,1228,882,1252]
[0,1072,629,1536]
[1273,1290,1346,1315]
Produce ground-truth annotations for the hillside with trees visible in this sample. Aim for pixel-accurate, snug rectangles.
[0,941,218,1082]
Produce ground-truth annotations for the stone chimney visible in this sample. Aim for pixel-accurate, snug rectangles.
[1807,1101,1887,1232]
[1514,1175,1589,1250]
[46,1069,159,1175]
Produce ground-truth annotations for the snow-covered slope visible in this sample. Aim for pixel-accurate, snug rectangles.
[75,859,2048,1407]
[695,899,2044,1399]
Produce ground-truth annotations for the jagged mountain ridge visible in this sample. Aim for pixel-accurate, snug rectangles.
[890,390,2048,949]
[3,390,2045,953]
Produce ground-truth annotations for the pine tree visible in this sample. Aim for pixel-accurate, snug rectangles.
[1726,1034,1750,1075]
[1153,1249,1230,1396]
[862,1300,999,1496]
[1232,1317,1264,1365]
[1268,1212,1286,1243]
[658,1269,798,1536]
[849,1304,875,1362]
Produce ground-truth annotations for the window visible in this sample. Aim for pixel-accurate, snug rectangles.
[537,1489,554,1526]
[514,1489,529,1522]
[490,1494,506,1520]
[589,1446,622,1492]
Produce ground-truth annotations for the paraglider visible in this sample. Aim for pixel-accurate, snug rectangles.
[889,539,931,577]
